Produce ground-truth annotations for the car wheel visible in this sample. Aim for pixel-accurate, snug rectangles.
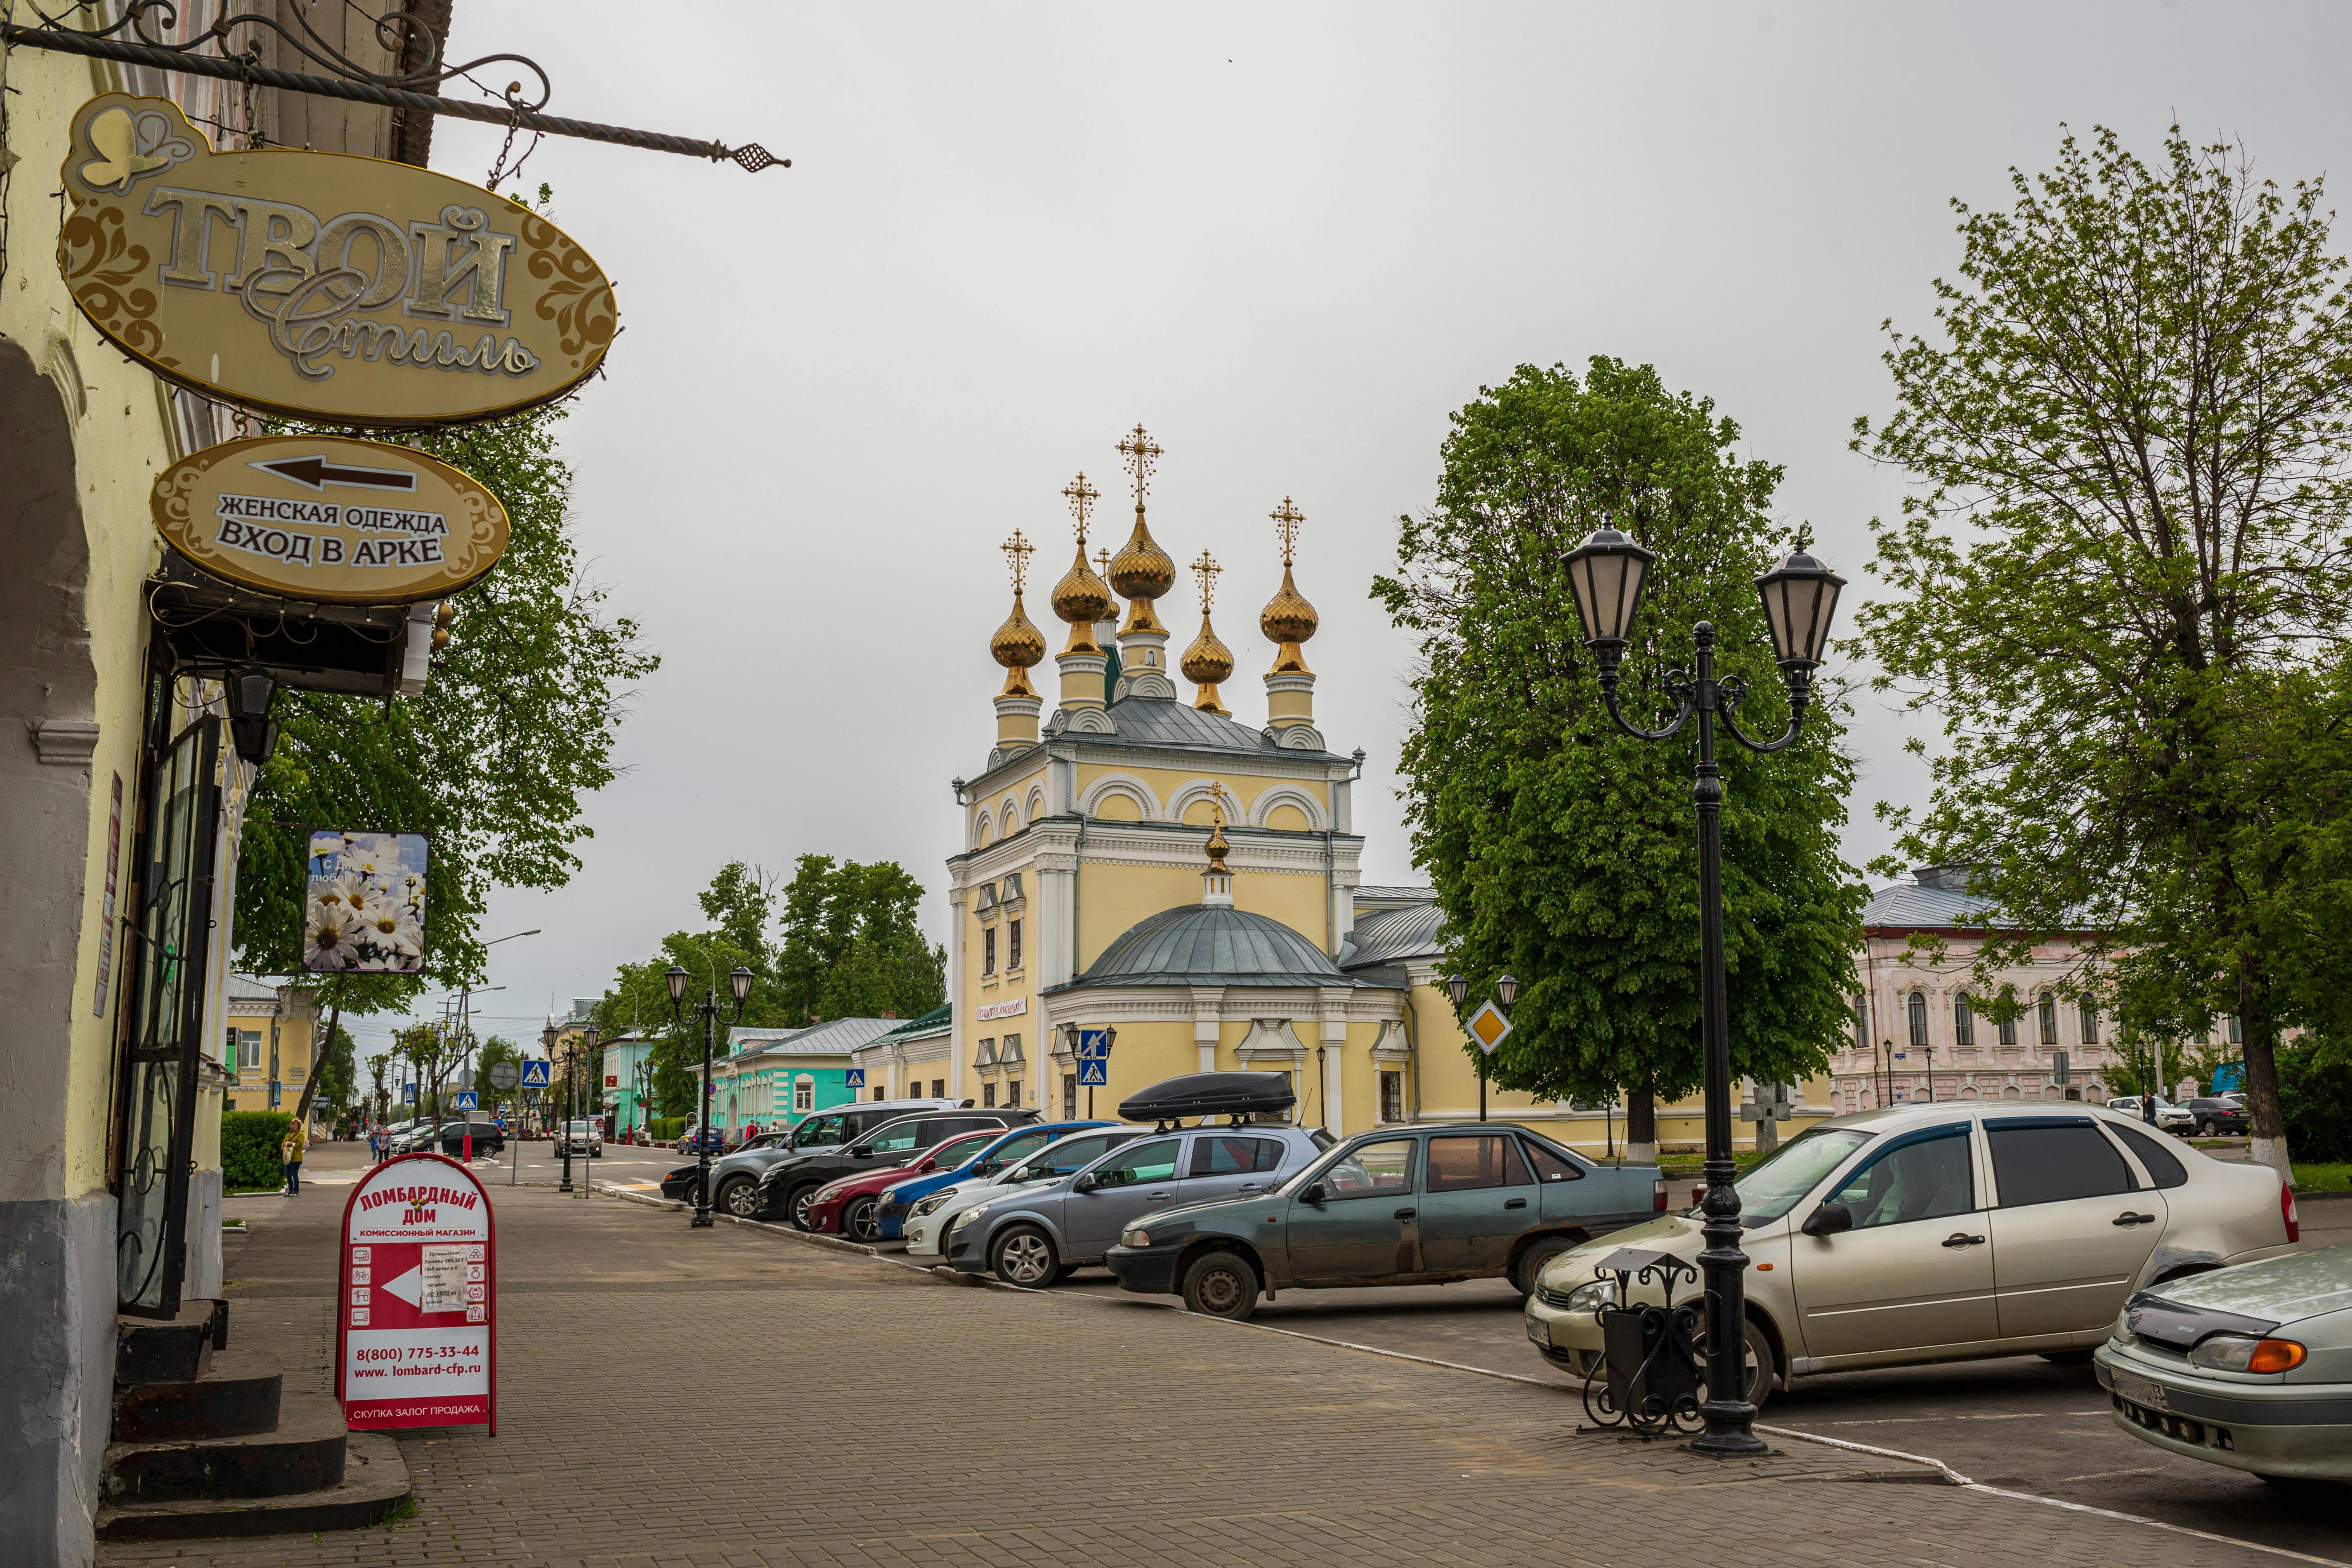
[716,1176,761,1219]
[843,1197,883,1244]
[2199,1119,2217,1137]
[1181,1251,1260,1320]
[990,1224,1059,1287]
[788,1183,823,1232]
[1511,1236,1579,1298]
[1693,1316,1775,1414]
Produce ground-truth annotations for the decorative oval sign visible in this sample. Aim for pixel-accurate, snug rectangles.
[59,94,616,426]
[152,435,510,605]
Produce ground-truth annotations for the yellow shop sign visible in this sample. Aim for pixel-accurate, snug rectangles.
[60,94,615,426]
[153,435,510,605]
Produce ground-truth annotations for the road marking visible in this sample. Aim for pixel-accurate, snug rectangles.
[2051,1467,2165,1484]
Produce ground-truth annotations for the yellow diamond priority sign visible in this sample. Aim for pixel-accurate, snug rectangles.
[1466,998,1512,1056]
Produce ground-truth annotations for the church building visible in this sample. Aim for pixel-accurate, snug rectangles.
[852,425,1835,1152]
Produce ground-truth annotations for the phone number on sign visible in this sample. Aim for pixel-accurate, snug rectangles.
[353,1343,484,1363]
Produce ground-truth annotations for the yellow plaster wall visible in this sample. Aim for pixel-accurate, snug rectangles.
[5,45,190,1198]
[1075,860,1330,973]
[1076,761,1327,824]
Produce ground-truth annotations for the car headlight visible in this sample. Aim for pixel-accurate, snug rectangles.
[950,1207,984,1233]
[1565,1278,1619,1314]
[2189,1335,2307,1374]
[912,1190,956,1217]
[1122,1228,1150,1248]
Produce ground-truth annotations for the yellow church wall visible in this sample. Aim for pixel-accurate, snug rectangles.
[1074,862,1331,973]
[1074,761,1327,826]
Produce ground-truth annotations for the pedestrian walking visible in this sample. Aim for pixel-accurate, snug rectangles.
[2141,1091,2157,1125]
[282,1118,309,1195]
[369,1123,384,1163]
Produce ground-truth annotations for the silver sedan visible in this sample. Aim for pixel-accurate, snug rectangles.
[2095,1242,2352,1483]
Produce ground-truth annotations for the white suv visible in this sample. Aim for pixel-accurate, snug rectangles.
[2106,1096,2194,1134]
[557,1119,602,1157]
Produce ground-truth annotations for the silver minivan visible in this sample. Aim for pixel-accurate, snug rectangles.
[942,1123,1331,1286]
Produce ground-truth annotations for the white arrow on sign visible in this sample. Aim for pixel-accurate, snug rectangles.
[380,1265,423,1308]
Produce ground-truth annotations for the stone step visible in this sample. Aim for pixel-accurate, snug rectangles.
[115,1299,224,1386]
[111,1348,283,1443]
[94,1429,410,1542]
[103,1390,345,1505]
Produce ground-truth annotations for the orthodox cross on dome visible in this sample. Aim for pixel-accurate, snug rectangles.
[1001,529,1033,592]
[1096,546,1112,581]
[1191,549,1221,612]
[1117,424,1164,508]
[1061,472,1100,542]
[1271,496,1305,566]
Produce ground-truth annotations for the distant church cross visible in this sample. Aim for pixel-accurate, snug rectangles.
[1271,497,1305,566]
[1096,546,1112,581]
[1001,529,1033,592]
[1062,472,1099,541]
[1117,424,1163,507]
[1191,549,1221,612]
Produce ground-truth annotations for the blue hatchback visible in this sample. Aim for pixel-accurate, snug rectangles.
[872,1121,1112,1240]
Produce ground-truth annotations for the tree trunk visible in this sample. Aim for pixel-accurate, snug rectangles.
[1625,1082,1658,1163]
[293,1004,338,1133]
[2239,968,2292,1185]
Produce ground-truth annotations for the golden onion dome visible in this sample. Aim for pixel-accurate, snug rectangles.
[1181,615,1234,686]
[1109,510,1177,605]
[991,591,1047,669]
[1050,544,1116,629]
[1260,564,1319,646]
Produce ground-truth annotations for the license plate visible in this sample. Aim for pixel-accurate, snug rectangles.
[2112,1370,2170,1412]
[1526,1318,1549,1347]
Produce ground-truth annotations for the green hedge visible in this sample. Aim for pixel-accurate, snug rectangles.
[649,1116,685,1143]
[222,1111,294,1190]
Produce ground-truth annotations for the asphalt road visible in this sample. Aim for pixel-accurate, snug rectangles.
[1046,1199,2352,1562]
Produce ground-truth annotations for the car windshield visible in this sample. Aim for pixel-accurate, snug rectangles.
[1733,1126,1874,1225]
[792,1116,845,1148]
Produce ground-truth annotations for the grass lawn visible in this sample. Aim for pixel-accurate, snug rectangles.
[1655,1150,1769,1177]
[2293,1163,2352,1192]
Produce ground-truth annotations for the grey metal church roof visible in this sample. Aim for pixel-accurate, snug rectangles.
[1095,696,1349,761]
[1863,880,2004,929]
[1051,904,1370,990]
[1342,902,1448,969]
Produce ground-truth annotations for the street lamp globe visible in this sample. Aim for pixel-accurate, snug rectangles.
[1497,973,1519,1008]
[1445,973,1469,1010]
[729,965,754,1013]
[1562,526,1657,665]
[665,963,689,1008]
[1753,545,1846,672]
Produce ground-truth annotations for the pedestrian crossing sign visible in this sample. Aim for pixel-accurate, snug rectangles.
[521,1060,550,1088]
[1079,1057,1108,1086]
[1466,998,1512,1056]
[845,1068,865,1088]
[453,1091,478,1110]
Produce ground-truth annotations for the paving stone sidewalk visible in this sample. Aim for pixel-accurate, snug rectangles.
[101,1148,2312,1568]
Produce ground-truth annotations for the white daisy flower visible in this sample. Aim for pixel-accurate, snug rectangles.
[304,907,361,971]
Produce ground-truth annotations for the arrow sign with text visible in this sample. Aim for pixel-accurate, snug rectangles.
[250,455,419,492]
[521,1060,550,1088]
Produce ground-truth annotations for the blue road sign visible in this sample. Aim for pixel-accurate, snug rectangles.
[844,1067,866,1088]
[453,1091,478,1110]
[401,1083,416,1103]
[521,1059,551,1088]
[1077,1029,1112,1061]
[1078,1057,1108,1086]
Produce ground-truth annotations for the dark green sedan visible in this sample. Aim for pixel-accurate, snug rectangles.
[1104,1124,1664,1319]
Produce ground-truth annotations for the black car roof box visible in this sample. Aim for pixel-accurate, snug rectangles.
[1118,1071,1296,1124]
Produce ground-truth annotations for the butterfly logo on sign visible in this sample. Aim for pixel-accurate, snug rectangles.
[75,106,191,194]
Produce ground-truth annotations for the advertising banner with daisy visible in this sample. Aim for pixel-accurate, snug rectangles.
[305,831,430,973]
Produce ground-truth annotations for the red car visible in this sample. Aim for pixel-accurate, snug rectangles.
[803,1128,1007,1242]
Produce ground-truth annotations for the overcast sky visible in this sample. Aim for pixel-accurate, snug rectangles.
[348,0,2352,1064]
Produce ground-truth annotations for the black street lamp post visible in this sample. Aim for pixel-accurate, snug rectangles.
[670,963,754,1229]
[1444,973,1518,1122]
[1563,524,1843,1457]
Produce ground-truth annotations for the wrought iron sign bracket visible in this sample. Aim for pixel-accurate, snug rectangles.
[1,4,788,173]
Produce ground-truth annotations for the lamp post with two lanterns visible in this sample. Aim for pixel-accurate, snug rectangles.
[1444,972,1517,1122]
[668,962,754,1229]
[1560,522,1843,1457]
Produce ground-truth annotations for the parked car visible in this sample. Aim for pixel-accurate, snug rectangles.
[2179,1098,2252,1137]
[2095,1241,2346,1483]
[1525,1102,2299,1412]
[1107,1124,1665,1320]
[803,1129,1011,1240]
[676,1124,724,1154]
[557,1119,602,1157]
[756,1109,1040,1229]
[945,1120,1331,1286]
[2105,1096,2194,1134]
[441,1119,504,1159]
[873,1122,1113,1242]
[669,1100,966,1216]
[904,1126,1154,1261]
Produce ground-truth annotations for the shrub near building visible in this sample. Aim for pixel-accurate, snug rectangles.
[222,1112,295,1191]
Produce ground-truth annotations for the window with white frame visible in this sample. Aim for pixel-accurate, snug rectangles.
[793,1077,814,1114]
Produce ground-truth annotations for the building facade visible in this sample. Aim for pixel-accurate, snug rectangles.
[709,1016,903,1133]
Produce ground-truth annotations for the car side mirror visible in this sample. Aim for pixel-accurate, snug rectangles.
[1301,1182,1327,1206]
[1801,1202,1853,1237]
[975,1160,1000,1175]
[1072,1172,1098,1193]
[849,1147,873,1159]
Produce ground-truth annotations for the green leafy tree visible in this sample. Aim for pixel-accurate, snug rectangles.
[1374,359,1866,1146]
[775,855,945,1023]
[1851,126,2352,1181]
[231,373,659,1019]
